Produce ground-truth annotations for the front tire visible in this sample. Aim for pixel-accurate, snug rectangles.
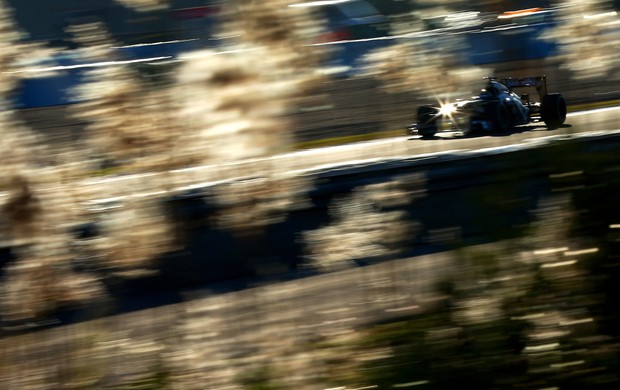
[416,105,438,138]
[541,93,567,129]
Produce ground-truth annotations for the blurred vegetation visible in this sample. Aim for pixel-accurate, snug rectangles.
[320,240,620,389]
[2,0,620,389]
[544,0,620,81]
[313,143,620,388]
[1,137,620,387]
[238,366,283,390]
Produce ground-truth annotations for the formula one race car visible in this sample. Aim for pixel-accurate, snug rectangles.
[408,75,567,138]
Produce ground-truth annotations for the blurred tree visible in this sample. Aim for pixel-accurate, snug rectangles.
[114,0,168,12]
[544,0,620,80]
[68,21,190,172]
[1,0,110,321]
[361,40,488,99]
[1,0,334,326]
[170,0,329,231]
[303,179,421,271]
[359,0,490,99]
[320,194,620,389]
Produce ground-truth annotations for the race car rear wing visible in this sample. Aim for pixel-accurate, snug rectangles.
[499,75,548,99]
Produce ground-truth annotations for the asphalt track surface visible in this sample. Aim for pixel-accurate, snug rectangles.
[43,102,614,199]
[311,103,619,163]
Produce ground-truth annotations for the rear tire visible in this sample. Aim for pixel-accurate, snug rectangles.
[416,105,438,138]
[541,93,567,129]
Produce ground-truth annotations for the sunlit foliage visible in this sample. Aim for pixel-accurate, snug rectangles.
[303,181,418,271]
[545,0,620,80]
[361,41,488,99]
[114,0,168,12]
[320,194,620,389]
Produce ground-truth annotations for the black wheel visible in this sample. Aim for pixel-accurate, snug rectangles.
[462,117,481,137]
[416,105,438,138]
[541,93,567,129]
[457,101,481,136]
[487,100,512,132]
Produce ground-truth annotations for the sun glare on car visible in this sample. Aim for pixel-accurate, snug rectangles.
[439,102,457,117]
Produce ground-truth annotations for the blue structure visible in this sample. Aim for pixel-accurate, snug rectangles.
[12,53,89,108]
[465,22,557,65]
[11,40,202,109]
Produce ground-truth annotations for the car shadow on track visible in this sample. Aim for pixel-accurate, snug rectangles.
[488,123,573,137]
[410,123,573,140]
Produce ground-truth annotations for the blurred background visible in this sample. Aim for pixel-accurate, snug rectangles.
[1,0,620,389]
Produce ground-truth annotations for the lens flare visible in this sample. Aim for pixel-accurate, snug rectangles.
[439,103,457,117]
